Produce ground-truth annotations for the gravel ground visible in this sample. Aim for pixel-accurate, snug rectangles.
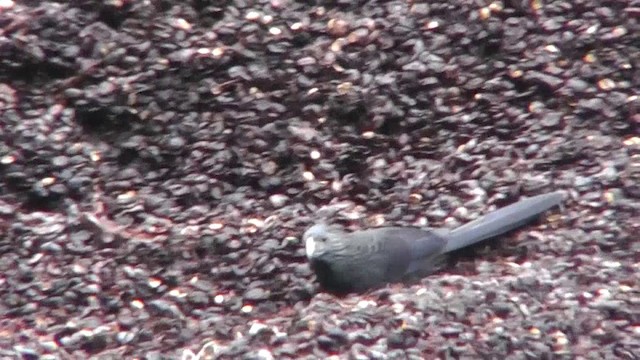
[1,0,639,359]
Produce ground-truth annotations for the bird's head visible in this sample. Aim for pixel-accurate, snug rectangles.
[302,223,346,259]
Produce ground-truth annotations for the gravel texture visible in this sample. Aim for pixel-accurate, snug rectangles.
[0,0,639,359]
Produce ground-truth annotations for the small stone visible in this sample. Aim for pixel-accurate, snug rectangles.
[244,287,268,301]
[269,194,288,207]
[51,155,70,167]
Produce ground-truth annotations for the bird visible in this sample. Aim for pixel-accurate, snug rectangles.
[303,191,564,293]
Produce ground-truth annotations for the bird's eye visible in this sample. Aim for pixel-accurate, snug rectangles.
[308,235,326,243]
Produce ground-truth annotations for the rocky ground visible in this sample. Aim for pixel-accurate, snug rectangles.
[0,0,639,359]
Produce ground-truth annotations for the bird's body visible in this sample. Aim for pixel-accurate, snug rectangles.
[303,191,564,293]
[307,227,448,292]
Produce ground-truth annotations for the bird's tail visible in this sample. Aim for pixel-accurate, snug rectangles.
[442,191,564,253]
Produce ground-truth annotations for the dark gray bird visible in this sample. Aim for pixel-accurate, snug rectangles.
[303,191,564,293]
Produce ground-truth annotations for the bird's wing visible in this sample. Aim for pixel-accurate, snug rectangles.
[354,227,448,280]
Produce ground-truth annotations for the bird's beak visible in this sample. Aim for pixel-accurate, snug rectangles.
[305,236,316,259]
